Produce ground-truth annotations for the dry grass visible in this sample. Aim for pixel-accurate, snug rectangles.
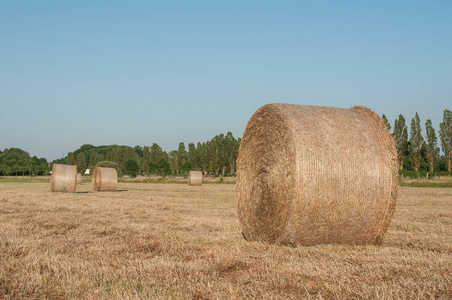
[0,182,451,299]
[400,177,452,188]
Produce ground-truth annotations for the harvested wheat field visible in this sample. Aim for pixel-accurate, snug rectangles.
[0,181,451,299]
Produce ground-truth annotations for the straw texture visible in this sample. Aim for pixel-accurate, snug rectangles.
[237,104,398,246]
[50,164,77,193]
[92,167,117,192]
[188,171,203,186]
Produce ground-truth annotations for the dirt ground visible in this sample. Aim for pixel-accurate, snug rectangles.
[0,181,451,299]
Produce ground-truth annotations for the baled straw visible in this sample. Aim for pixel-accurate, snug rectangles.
[77,173,82,184]
[50,164,77,193]
[188,171,203,186]
[237,104,398,246]
[92,167,117,192]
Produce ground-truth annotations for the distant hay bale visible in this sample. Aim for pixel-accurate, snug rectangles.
[50,164,77,193]
[237,104,398,246]
[92,167,117,192]
[188,171,203,186]
[77,173,82,184]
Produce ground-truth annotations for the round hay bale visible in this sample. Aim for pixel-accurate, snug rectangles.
[77,173,82,184]
[50,164,77,193]
[92,167,117,192]
[237,104,398,246]
[188,171,203,186]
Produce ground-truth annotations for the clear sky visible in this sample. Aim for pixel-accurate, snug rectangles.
[1,1,451,160]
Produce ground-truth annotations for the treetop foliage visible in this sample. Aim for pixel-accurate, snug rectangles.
[0,148,49,176]
[389,109,451,173]
[49,132,242,177]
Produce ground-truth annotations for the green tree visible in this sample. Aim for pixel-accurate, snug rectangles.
[26,155,49,175]
[124,159,139,177]
[208,136,224,175]
[409,113,424,172]
[134,145,143,158]
[66,152,75,165]
[214,133,228,176]
[150,143,165,163]
[76,152,86,174]
[393,115,408,170]
[105,150,115,163]
[113,148,126,173]
[225,132,240,175]
[142,146,151,174]
[382,114,391,132]
[0,164,11,175]
[148,161,157,174]
[425,119,438,172]
[168,150,178,175]
[89,151,102,170]
[197,142,209,172]
[187,143,199,170]
[0,148,33,175]
[124,146,139,162]
[156,158,171,177]
[181,161,192,174]
[209,136,220,175]
[79,144,94,153]
[12,163,25,175]
[27,156,37,176]
[177,142,187,174]
[439,109,452,171]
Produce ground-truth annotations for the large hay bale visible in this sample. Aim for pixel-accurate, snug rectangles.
[188,171,203,186]
[92,167,117,192]
[77,173,82,184]
[50,164,77,193]
[237,104,398,246]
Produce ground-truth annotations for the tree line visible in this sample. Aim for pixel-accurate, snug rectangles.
[382,109,452,174]
[1,109,451,178]
[0,148,49,176]
[50,132,242,177]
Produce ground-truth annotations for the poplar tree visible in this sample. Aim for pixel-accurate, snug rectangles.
[409,113,424,172]
[425,119,438,172]
[197,142,209,172]
[177,142,187,174]
[187,143,199,170]
[439,109,452,171]
[142,146,151,174]
[393,115,408,170]
[226,132,240,175]
[382,114,391,132]
[168,150,179,174]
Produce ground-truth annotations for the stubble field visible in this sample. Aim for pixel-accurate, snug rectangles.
[0,180,451,299]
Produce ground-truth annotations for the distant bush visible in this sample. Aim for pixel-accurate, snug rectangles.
[399,170,452,179]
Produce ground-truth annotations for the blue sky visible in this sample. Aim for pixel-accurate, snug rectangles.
[1,1,451,160]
